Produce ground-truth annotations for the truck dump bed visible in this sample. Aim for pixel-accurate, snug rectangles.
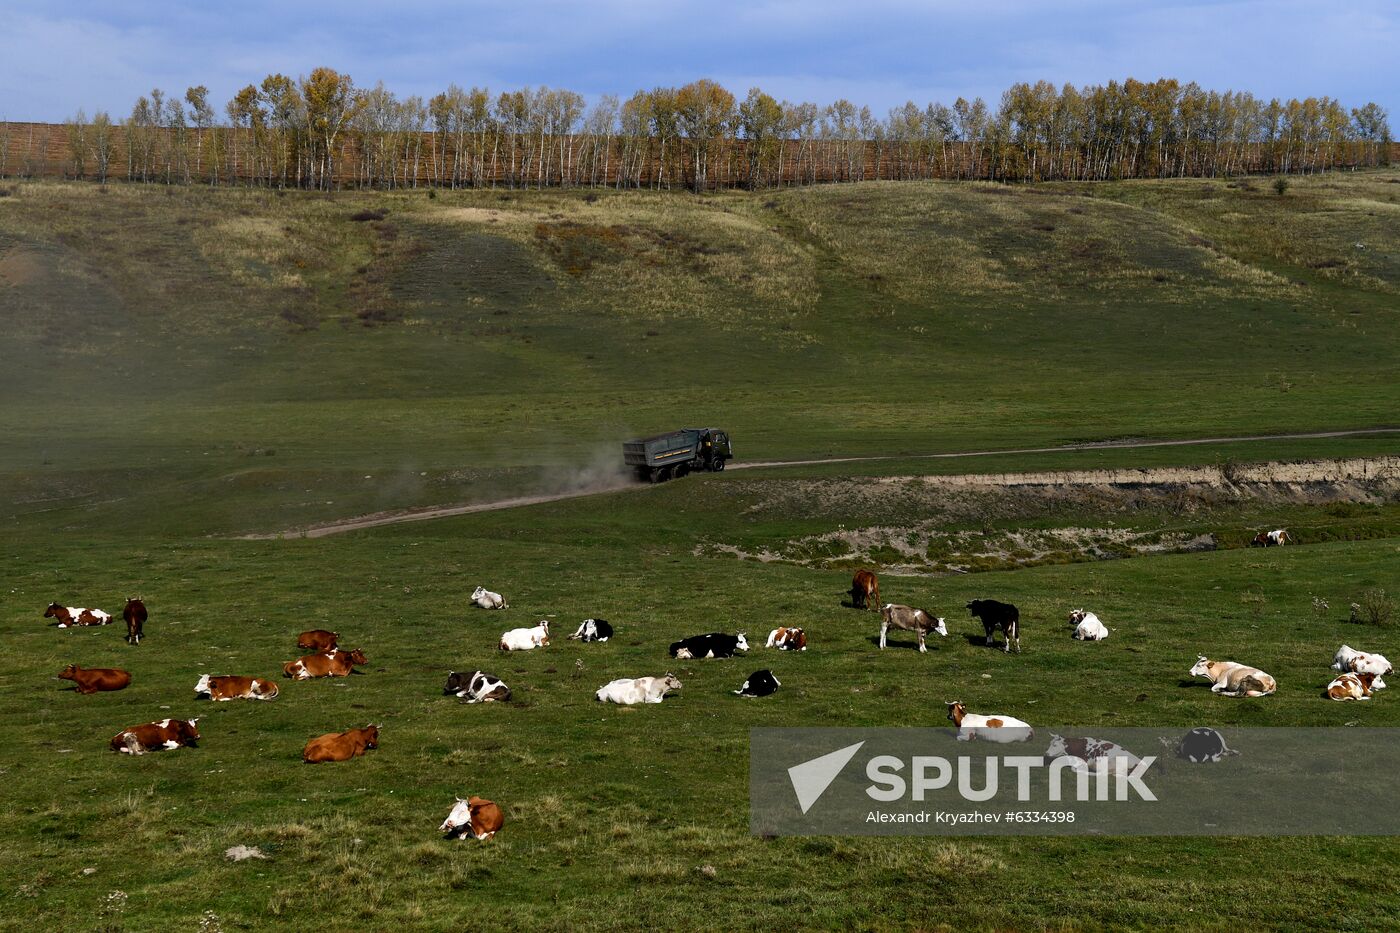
[623,430,702,468]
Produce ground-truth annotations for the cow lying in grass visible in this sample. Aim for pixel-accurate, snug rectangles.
[946,701,1032,743]
[44,603,111,628]
[596,674,682,704]
[283,648,368,679]
[58,664,131,694]
[471,586,508,609]
[499,621,549,651]
[568,619,612,642]
[879,605,946,652]
[1326,672,1379,701]
[766,626,807,650]
[303,725,378,763]
[297,629,339,651]
[1045,733,1141,773]
[195,674,279,701]
[110,718,199,755]
[440,796,504,840]
[669,632,748,659]
[1068,609,1109,641]
[1190,656,1276,697]
[1332,645,1392,688]
[444,670,510,703]
[734,670,780,698]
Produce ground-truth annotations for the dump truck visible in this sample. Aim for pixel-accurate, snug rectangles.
[623,428,733,482]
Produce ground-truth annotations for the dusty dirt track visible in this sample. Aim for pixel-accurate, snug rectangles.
[239,428,1400,539]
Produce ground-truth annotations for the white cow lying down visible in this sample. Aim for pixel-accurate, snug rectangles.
[1332,645,1391,688]
[1190,656,1277,697]
[596,674,682,705]
[1068,609,1109,641]
[499,621,549,651]
[472,586,508,609]
[946,701,1033,743]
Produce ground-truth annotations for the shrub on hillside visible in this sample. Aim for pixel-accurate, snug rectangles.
[1350,588,1394,627]
[1273,177,1290,196]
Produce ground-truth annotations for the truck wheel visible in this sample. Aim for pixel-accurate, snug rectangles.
[712,458,725,472]
[676,463,689,478]
[650,468,664,484]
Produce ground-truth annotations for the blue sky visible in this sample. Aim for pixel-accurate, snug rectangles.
[1,0,1395,122]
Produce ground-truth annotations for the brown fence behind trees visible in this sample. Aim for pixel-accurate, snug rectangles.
[1,75,1393,191]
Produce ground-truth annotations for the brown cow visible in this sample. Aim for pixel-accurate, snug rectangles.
[110,718,200,755]
[123,598,147,645]
[303,725,379,763]
[58,664,131,694]
[440,796,505,840]
[283,648,368,680]
[195,674,279,701]
[850,570,879,610]
[297,629,339,652]
[44,603,112,627]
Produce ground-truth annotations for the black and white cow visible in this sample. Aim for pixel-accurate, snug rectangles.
[669,632,749,660]
[967,598,1021,653]
[568,619,613,642]
[734,669,781,698]
[443,670,511,704]
[1168,727,1238,763]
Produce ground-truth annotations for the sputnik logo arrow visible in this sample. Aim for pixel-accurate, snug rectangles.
[788,741,865,814]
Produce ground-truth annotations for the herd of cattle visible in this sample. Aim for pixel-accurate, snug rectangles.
[41,539,1396,831]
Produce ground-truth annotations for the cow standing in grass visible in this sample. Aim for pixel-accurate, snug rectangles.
[879,604,947,652]
[967,599,1020,653]
[123,598,146,645]
[851,570,880,610]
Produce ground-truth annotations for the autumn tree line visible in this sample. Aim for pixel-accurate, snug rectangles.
[0,69,1391,191]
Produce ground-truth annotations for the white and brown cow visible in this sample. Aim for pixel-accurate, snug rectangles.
[195,674,279,701]
[1190,656,1277,698]
[946,701,1033,743]
[45,603,112,628]
[766,626,807,650]
[1326,672,1379,701]
[1332,645,1392,688]
[1044,733,1141,773]
[110,718,200,755]
[879,604,947,653]
[596,674,682,705]
[440,796,504,840]
[283,648,368,679]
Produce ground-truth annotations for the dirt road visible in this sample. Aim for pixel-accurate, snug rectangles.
[241,427,1399,539]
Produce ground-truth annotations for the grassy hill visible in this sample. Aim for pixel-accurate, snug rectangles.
[2,172,1399,930]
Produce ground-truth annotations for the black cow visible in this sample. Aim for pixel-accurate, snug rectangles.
[669,632,750,659]
[568,619,613,642]
[1175,727,1237,763]
[443,670,511,703]
[734,669,781,698]
[966,599,1020,653]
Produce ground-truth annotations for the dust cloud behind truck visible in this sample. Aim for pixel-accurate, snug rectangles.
[623,429,733,483]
